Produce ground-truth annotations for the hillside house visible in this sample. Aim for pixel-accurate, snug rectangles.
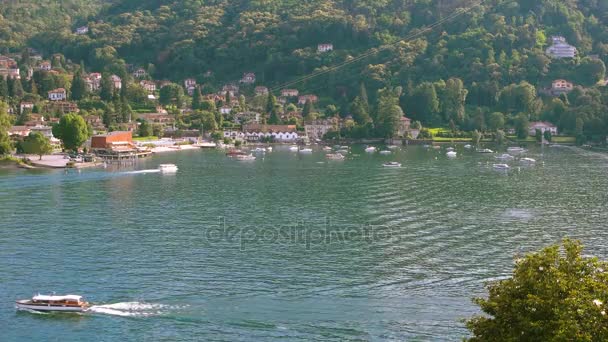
[39,61,52,71]
[241,73,256,84]
[397,116,412,137]
[222,84,239,97]
[111,75,122,90]
[255,86,269,96]
[318,44,334,53]
[551,79,573,96]
[546,36,577,59]
[281,89,299,97]
[85,73,102,91]
[75,26,89,35]
[140,80,156,93]
[298,95,318,105]
[304,119,339,140]
[20,102,34,113]
[48,88,67,101]
[132,68,147,78]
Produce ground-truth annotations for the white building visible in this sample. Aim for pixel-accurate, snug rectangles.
[281,89,299,97]
[298,95,318,105]
[48,88,67,101]
[140,80,156,93]
[85,73,102,91]
[546,36,577,59]
[133,68,147,78]
[39,61,52,71]
[243,124,300,142]
[241,73,256,84]
[318,43,334,53]
[111,75,122,90]
[20,102,34,113]
[529,121,558,136]
[551,79,573,96]
[75,26,89,35]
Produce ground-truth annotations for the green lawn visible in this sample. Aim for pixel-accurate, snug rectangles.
[133,136,159,141]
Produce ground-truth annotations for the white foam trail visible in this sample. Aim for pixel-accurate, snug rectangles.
[123,169,161,175]
[16,307,49,315]
[88,302,186,317]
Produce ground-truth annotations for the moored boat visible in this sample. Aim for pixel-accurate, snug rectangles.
[326,153,345,160]
[379,150,392,155]
[383,162,402,168]
[158,164,178,173]
[15,294,89,313]
[493,163,510,170]
[365,146,376,153]
[507,147,527,153]
[464,144,472,149]
[289,145,299,152]
[299,148,313,154]
[520,157,536,164]
[495,153,515,161]
[477,148,494,153]
[446,151,457,158]
[234,154,256,161]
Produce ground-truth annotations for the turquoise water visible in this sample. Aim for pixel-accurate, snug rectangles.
[2,145,608,340]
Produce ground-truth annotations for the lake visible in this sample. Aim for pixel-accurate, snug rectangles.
[2,145,608,340]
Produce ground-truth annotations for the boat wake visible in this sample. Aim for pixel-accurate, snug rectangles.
[16,307,50,315]
[123,169,161,175]
[88,302,183,317]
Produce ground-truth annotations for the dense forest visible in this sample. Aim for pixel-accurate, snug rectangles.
[2,0,608,140]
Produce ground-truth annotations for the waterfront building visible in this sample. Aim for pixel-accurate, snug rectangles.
[304,118,339,140]
[529,121,558,136]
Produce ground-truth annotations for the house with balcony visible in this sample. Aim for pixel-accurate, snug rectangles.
[298,95,318,105]
[546,36,577,59]
[240,72,256,84]
[304,119,339,140]
[281,89,299,97]
[110,75,122,90]
[255,86,269,96]
[529,121,558,136]
[318,43,334,53]
[140,80,156,93]
[48,88,67,101]
[550,79,574,96]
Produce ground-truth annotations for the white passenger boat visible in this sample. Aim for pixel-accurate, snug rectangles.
[365,146,376,153]
[289,146,299,152]
[383,162,402,168]
[446,151,457,158]
[15,294,89,313]
[520,158,536,164]
[158,164,178,173]
[326,153,345,160]
[493,163,510,170]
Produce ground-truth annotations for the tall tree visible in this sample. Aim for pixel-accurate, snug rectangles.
[71,69,87,100]
[0,102,13,155]
[100,74,113,101]
[52,113,89,151]
[159,83,184,107]
[266,92,279,124]
[375,87,404,138]
[441,78,468,124]
[10,78,24,98]
[351,96,371,124]
[0,77,8,99]
[192,87,202,110]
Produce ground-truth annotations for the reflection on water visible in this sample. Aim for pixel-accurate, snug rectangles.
[2,146,608,340]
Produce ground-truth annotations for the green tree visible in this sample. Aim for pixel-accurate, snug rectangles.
[410,82,439,123]
[0,102,13,155]
[21,131,52,160]
[266,92,280,124]
[351,96,371,124]
[487,112,505,131]
[576,57,606,86]
[0,77,8,99]
[544,130,553,142]
[514,113,529,139]
[192,87,202,110]
[52,113,89,151]
[138,120,153,137]
[494,129,506,145]
[467,239,608,341]
[302,100,315,122]
[9,78,24,98]
[100,74,113,101]
[159,83,184,107]
[440,78,468,124]
[71,70,87,100]
[375,87,403,138]
[199,111,218,132]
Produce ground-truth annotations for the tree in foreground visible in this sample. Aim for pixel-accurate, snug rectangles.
[21,132,52,160]
[52,113,89,151]
[0,101,13,155]
[466,239,608,341]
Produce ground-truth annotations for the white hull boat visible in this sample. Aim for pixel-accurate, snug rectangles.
[16,294,89,313]
[383,162,402,168]
[289,146,299,152]
[507,147,527,153]
[477,148,494,153]
[299,148,313,154]
[326,153,345,160]
[520,158,536,164]
[379,150,392,155]
[365,147,376,153]
[158,164,178,173]
[446,151,457,158]
[234,154,256,161]
[493,163,510,170]
[495,154,515,161]
[464,144,472,149]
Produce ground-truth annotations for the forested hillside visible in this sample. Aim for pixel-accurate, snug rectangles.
[2,0,608,140]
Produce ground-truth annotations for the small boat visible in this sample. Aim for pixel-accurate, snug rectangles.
[387,145,399,150]
[234,154,256,161]
[15,294,89,313]
[337,149,349,154]
[446,147,455,152]
[379,150,392,155]
[252,147,266,153]
[507,147,526,153]
[226,149,246,156]
[326,153,345,160]
[365,146,376,153]
[383,162,402,168]
[464,144,472,149]
[266,147,273,152]
[493,163,510,170]
[495,154,515,161]
[323,146,333,151]
[299,148,313,154]
[432,145,441,150]
[520,158,536,164]
[159,164,178,173]
[477,148,494,153]
[289,146,299,152]
[446,151,457,158]
[340,146,350,150]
